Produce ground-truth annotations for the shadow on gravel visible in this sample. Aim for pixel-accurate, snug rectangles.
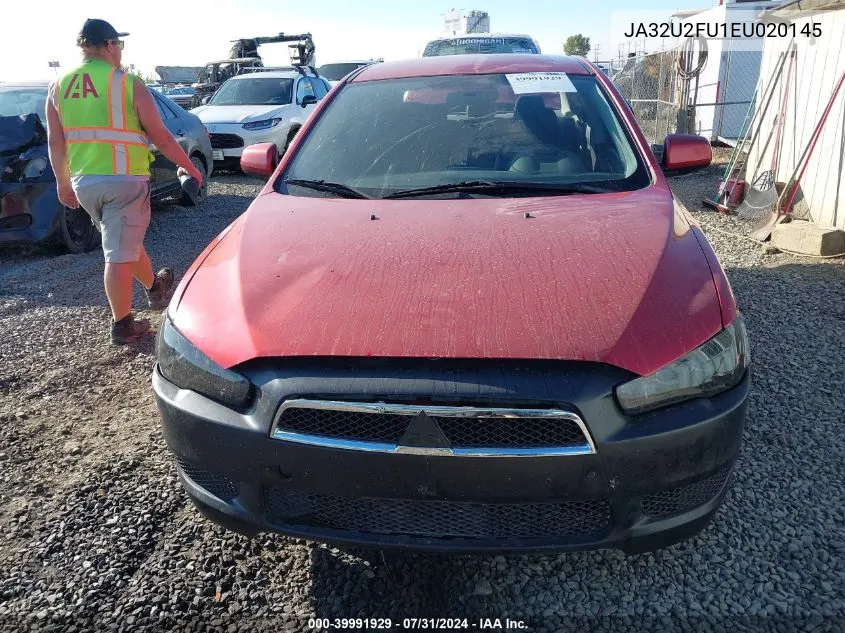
[308,548,538,620]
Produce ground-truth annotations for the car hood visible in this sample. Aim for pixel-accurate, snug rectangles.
[172,187,723,376]
[190,105,286,124]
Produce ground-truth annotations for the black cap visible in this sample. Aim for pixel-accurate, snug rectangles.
[78,19,129,46]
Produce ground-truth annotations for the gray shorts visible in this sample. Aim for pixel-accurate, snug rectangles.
[74,180,151,264]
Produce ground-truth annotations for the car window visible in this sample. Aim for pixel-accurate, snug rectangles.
[309,77,328,99]
[296,77,316,104]
[0,88,48,123]
[423,37,540,56]
[282,73,648,198]
[210,78,294,105]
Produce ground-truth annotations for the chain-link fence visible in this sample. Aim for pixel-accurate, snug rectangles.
[608,40,761,147]
[609,49,681,145]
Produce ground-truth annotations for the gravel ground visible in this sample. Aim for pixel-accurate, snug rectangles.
[1,162,844,633]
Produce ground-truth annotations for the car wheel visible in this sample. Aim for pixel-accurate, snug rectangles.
[285,128,300,153]
[180,155,208,207]
[60,204,100,254]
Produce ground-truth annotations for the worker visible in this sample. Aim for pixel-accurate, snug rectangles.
[45,19,204,345]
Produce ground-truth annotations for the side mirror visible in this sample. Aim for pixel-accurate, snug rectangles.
[201,96,211,105]
[300,94,318,108]
[661,133,712,174]
[240,143,278,179]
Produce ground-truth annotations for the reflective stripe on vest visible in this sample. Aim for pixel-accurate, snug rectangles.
[65,129,149,145]
[110,69,126,130]
[58,61,151,176]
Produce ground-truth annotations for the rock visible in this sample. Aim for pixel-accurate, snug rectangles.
[473,579,493,596]
[771,222,845,257]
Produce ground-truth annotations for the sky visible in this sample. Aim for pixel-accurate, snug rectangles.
[0,0,713,83]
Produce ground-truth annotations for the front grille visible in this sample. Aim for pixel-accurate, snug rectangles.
[432,416,585,447]
[265,489,611,539]
[641,467,731,517]
[273,402,591,450]
[276,407,409,443]
[209,133,244,149]
[177,459,239,502]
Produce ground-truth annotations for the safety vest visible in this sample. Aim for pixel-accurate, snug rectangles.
[57,59,153,177]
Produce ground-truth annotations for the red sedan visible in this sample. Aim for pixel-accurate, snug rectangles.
[153,55,750,553]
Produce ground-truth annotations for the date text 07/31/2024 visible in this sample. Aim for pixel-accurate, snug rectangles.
[308,618,528,630]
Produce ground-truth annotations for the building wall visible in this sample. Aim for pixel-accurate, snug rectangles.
[749,8,845,229]
[443,10,490,35]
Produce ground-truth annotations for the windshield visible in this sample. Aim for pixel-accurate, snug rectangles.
[165,86,194,96]
[209,78,293,106]
[0,88,48,122]
[319,63,368,81]
[423,37,540,56]
[281,73,647,198]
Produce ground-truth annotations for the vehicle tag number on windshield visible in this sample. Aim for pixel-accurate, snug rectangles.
[506,72,577,94]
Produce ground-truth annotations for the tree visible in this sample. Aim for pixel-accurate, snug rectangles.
[564,34,591,57]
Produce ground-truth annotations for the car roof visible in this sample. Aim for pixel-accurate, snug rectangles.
[353,54,590,82]
[228,70,312,80]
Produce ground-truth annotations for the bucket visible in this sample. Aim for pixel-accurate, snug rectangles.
[723,178,746,208]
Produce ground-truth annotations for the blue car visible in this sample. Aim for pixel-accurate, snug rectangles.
[0,83,213,253]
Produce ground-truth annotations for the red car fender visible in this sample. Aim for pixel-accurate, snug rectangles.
[169,214,245,317]
[689,224,739,328]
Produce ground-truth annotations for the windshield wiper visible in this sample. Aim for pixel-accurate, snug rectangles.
[284,179,370,199]
[382,180,611,199]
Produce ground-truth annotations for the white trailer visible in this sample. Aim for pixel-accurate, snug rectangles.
[677,0,782,143]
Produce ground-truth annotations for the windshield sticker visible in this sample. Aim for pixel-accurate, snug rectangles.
[506,72,577,94]
[452,38,506,45]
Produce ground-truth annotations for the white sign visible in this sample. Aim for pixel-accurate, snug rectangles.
[505,72,576,94]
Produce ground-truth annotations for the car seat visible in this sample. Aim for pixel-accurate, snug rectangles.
[510,95,590,175]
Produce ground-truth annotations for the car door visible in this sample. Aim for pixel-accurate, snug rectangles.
[150,92,185,194]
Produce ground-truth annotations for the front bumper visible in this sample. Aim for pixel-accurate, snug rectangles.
[208,123,286,161]
[153,360,749,553]
[0,182,61,245]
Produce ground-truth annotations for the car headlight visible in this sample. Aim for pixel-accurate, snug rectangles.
[156,314,252,407]
[615,315,750,415]
[242,118,282,130]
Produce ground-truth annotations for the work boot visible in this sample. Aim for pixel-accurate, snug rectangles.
[111,314,151,346]
[145,267,175,310]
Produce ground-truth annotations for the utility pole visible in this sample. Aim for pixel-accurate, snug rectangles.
[593,44,600,62]
[48,61,60,77]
